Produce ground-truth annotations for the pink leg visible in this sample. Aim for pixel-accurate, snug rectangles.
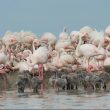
[41,64,44,94]
[41,64,44,80]
[38,64,44,95]
[38,64,44,80]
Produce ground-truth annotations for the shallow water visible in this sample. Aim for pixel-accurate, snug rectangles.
[0,89,110,109]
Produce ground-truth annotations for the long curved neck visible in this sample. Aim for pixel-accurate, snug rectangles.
[75,35,82,56]
[32,40,35,53]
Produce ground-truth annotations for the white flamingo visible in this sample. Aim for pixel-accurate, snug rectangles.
[75,33,105,72]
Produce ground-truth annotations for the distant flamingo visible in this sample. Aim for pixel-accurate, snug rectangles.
[40,32,57,48]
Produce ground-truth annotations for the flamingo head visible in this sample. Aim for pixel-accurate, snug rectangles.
[9,36,18,45]
[33,39,41,48]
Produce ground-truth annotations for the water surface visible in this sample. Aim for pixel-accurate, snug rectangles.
[0,89,109,109]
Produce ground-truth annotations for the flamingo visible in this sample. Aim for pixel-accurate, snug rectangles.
[40,32,57,49]
[55,37,75,51]
[32,38,41,52]
[105,25,110,37]
[55,29,74,51]
[55,27,75,51]
[15,30,37,44]
[89,31,104,47]
[80,26,93,35]
[26,44,48,77]
[12,61,31,73]
[0,44,10,66]
[22,49,32,59]
[12,51,38,73]
[2,31,18,53]
[78,57,99,72]
[26,41,50,94]
[59,27,68,40]
[70,31,79,44]
[75,33,105,72]
[80,26,94,43]
[59,48,76,66]
[51,49,75,69]
[51,50,66,68]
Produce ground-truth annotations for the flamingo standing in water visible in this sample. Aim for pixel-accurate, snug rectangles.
[26,41,50,94]
[27,44,48,78]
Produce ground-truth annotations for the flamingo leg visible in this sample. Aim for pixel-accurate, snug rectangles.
[87,58,91,73]
[38,64,44,80]
[38,64,44,95]
[41,64,44,80]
